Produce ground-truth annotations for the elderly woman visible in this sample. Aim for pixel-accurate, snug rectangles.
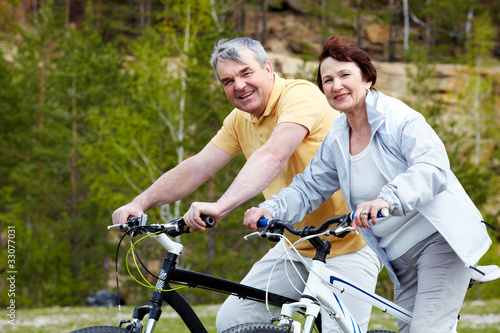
[244,36,491,333]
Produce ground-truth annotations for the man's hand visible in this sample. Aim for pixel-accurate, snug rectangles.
[112,200,145,225]
[243,207,273,231]
[183,202,222,232]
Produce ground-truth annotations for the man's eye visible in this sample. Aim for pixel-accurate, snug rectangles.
[223,80,233,86]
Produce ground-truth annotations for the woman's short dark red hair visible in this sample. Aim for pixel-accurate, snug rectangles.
[316,36,377,92]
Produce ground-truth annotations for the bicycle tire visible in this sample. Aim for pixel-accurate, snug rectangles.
[70,326,130,333]
[222,322,289,333]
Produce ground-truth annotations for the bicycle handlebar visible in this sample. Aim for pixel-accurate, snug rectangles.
[107,214,216,237]
[255,208,389,241]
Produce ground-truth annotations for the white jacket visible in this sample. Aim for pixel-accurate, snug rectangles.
[261,91,492,286]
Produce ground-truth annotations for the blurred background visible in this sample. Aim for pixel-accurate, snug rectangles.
[0,0,499,309]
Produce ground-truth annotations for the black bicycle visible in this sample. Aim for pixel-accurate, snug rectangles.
[70,214,307,333]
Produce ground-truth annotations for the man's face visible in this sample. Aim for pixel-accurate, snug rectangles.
[216,48,274,118]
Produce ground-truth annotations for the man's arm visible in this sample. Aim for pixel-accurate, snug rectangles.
[184,122,308,230]
[112,142,234,225]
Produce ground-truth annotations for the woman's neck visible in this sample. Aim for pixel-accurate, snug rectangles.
[347,105,371,155]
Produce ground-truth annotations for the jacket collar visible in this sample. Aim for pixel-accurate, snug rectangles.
[365,91,386,137]
[333,91,385,139]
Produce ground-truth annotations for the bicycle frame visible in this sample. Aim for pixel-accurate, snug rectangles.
[273,258,411,333]
[123,231,300,333]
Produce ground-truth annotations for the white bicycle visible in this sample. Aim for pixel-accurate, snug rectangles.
[223,210,500,333]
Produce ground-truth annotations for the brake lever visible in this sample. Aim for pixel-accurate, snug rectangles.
[107,223,127,230]
[244,232,261,241]
[107,214,147,231]
[332,226,359,237]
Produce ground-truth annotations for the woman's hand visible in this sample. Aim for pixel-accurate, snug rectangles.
[244,207,273,231]
[353,197,390,230]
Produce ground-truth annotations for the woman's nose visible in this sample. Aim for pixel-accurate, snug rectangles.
[332,79,343,91]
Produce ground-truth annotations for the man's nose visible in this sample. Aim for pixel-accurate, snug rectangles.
[234,77,246,90]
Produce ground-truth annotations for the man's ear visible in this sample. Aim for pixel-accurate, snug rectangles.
[265,61,273,76]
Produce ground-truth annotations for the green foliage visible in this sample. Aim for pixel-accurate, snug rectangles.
[0,0,126,307]
[464,12,497,66]
[404,45,444,123]
[406,0,498,61]
[1,0,499,308]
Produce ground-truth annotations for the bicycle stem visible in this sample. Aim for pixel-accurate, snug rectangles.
[149,232,183,255]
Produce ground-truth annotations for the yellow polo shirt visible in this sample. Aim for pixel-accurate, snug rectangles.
[212,74,366,258]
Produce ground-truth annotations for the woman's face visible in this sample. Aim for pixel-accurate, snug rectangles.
[319,57,371,115]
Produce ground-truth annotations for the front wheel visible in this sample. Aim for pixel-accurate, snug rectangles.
[222,322,289,332]
[70,326,130,333]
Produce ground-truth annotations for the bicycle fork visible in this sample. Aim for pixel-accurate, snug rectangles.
[125,269,167,333]
[126,252,208,333]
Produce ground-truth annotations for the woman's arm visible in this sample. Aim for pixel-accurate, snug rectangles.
[379,111,450,215]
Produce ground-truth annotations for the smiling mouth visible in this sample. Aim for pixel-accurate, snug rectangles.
[334,93,350,100]
[239,91,254,99]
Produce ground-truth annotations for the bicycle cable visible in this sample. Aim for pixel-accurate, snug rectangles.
[111,225,189,323]
[113,228,134,322]
[263,231,338,332]
[263,233,325,332]
[125,229,188,292]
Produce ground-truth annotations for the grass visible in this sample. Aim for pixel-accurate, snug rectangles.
[2,299,500,332]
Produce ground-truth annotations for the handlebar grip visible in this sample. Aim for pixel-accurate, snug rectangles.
[201,214,216,228]
[350,208,389,220]
[257,219,270,228]
[379,208,389,217]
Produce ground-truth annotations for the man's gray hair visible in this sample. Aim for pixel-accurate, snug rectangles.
[210,37,268,81]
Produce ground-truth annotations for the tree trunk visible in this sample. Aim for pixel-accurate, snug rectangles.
[424,0,431,49]
[240,1,246,32]
[402,0,409,52]
[65,0,70,26]
[71,73,77,218]
[253,0,259,40]
[261,0,268,44]
[210,0,222,31]
[356,0,362,46]
[207,178,216,273]
[472,58,482,166]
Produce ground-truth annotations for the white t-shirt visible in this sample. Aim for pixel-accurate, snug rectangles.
[350,143,436,260]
